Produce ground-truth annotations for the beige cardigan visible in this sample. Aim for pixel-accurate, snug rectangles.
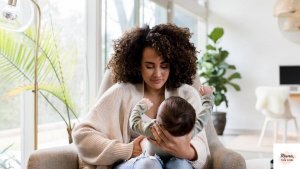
[72,83,210,169]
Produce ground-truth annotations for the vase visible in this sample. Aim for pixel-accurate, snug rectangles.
[212,111,227,135]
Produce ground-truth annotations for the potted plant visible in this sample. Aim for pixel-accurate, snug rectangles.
[198,27,242,135]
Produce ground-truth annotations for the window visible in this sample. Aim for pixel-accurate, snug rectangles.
[36,0,87,150]
[141,0,167,27]
[101,0,207,67]
[173,3,207,52]
[0,0,87,167]
[0,82,21,168]
[0,0,206,168]
[102,0,136,66]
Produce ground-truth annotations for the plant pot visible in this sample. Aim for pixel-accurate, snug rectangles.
[212,111,227,135]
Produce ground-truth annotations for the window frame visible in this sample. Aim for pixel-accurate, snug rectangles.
[20,0,94,167]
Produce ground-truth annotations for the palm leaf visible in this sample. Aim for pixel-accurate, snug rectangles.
[22,27,74,117]
[0,25,79,139]
[5,84,78,120]
[0,144,20,168]
[0,144,13,154]
[0,31,33,83]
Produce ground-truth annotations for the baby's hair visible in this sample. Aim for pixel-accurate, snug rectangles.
[159,96,196,136]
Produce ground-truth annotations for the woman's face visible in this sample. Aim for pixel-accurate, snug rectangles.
[141,47,170,91]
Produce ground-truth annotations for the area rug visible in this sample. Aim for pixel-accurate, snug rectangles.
[226,134,299,153]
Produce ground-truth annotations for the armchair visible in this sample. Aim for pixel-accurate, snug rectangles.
[27,70,246,169]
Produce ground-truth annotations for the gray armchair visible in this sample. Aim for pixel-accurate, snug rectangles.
[27,70,246,169]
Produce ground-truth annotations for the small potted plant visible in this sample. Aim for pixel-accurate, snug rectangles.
[198,27,242,135]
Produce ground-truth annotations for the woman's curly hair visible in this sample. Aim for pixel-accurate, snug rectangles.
[107,23,197,90]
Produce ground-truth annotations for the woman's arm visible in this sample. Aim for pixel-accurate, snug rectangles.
[147,85,210,168]
[148,124,195,159]
[149,124,209,169]
[131,136,145,158]
[73,84,139,166]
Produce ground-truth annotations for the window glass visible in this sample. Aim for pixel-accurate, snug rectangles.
[141,0,167,27]
[1,0,208,167]
[174,4,198,48]
[36,0,87,147]
[102,0,206,66]
[0,0,87,166]
[0,83,21,130]
[0,82,21,168]
[102,0,135,66]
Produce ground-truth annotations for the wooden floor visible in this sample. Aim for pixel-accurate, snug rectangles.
[218,134,273,160]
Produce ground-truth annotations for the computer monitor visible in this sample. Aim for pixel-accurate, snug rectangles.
[279,65,300,85]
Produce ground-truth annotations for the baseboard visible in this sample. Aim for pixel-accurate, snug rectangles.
[223,128,261,135]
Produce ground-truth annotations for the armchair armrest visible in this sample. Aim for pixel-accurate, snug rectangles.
[27,144,78,169]
[210,143,246,169]
[205,119,246,169]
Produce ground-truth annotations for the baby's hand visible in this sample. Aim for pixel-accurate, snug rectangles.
[140,98,153,109]
[199,85,215,96]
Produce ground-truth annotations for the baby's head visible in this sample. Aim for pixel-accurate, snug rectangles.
[156,96,196,137]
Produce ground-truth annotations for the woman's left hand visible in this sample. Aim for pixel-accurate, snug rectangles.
[148,124,197,160]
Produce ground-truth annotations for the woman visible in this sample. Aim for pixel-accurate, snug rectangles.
[73,24,211,169]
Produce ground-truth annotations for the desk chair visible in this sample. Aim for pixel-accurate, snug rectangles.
[255,86,299,146]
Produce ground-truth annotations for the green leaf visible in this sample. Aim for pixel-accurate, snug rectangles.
[5,84,78,121]
[219,62,230,69]
[228,72,242,81]
[208,27,224,44]
[228,82,241,91]
[228,64,236,70]
[219,50,229,62]
[206,44,216,51]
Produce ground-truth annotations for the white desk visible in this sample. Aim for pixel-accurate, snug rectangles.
[246,158,272,169]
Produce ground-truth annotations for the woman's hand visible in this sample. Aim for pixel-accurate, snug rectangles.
[131,135,145,158]
[148,124,197,161]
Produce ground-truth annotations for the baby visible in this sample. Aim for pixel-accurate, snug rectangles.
[129,86,214,158]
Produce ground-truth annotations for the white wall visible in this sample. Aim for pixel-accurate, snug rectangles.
[207,0,300,133]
